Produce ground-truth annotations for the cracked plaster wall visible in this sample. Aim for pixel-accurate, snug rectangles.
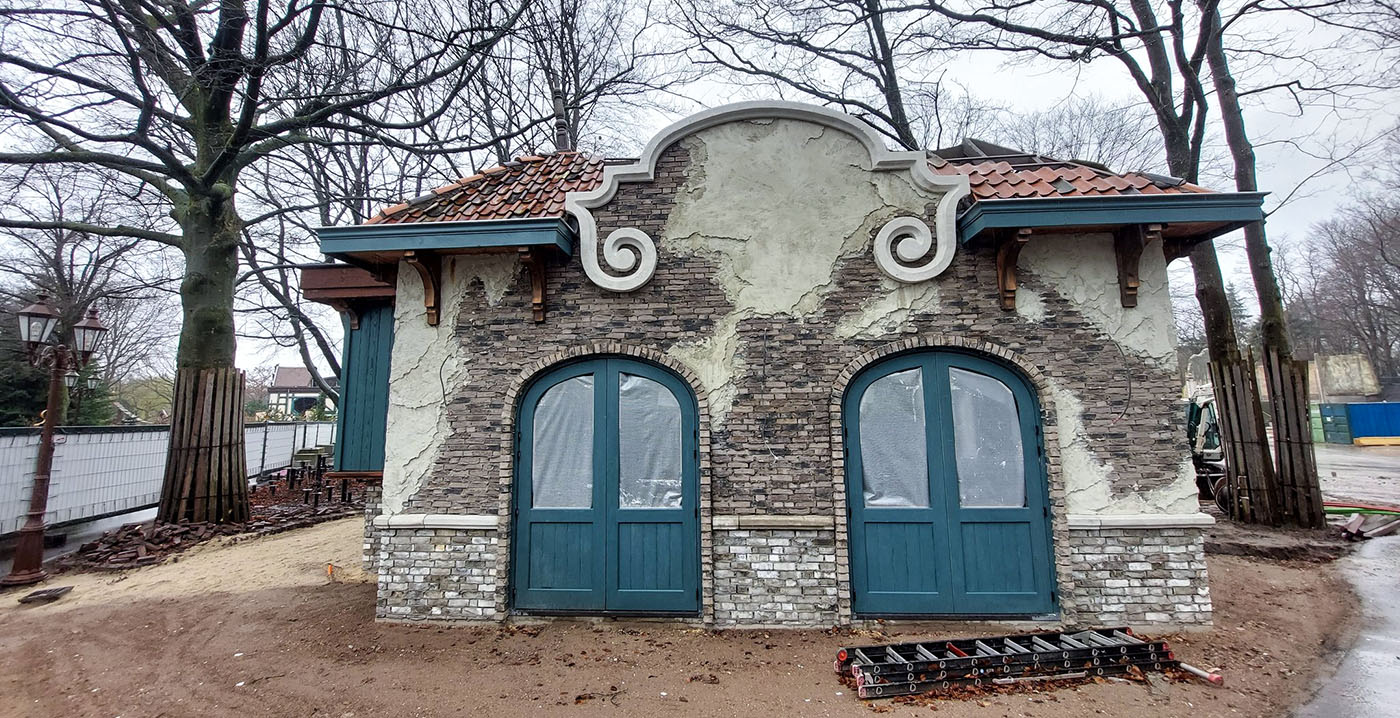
[660,119,946,426]
[397,115,1193,520]
[1020,234,1178,371]
[380,254,518,514]
[1048,376,1200,516]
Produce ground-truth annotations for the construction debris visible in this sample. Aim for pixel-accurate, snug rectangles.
[53,501,362,572]
[835,627,1220,699]
[47,455,375,573]
[16,586,73,604]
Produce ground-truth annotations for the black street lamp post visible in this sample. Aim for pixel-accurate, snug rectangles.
[2,297,108,587]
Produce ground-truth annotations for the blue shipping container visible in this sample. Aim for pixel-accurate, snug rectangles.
[1344,402,1400,439]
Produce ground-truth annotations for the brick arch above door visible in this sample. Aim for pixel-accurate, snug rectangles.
[827,336,1073,623]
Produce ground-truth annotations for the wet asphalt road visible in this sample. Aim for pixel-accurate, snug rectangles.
[1294,536,1400,718]
[1314,443,1400,506]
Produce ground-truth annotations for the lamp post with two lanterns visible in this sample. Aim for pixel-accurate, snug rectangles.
[1,295,108,587]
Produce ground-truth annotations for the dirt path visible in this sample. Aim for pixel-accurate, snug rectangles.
[0,518,1355,718]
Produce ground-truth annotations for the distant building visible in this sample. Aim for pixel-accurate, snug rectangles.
[267,366,337,417]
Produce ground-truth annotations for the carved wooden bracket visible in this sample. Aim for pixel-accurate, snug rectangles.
[996,228,1032,311]
[327,301,362,330]
[1162,237,1191,264]
[1114,223,1161,308]
[519,247,547,323]
[402,250,441,326]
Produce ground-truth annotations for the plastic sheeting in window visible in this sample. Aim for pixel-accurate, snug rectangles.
[949,367,1025,508]
[531,374,595,508]
[859,367,930,508]
[618,373,683,508]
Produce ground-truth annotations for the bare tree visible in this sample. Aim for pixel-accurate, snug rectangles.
[1287,194,1400,380]
[915,0,1335,524]
[672,0,952,149]
[0,0,532,524]
[215,0,692,412]
[987,96,1165,172]
[0,165,177,386]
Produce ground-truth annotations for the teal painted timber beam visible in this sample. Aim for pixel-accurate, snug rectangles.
[958,192,1267,244]
[317,217,574,258]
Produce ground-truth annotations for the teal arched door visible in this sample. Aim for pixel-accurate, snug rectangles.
[513,358,700,614]
[845,351,1055,616]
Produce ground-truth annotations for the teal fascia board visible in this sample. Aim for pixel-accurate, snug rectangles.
[957,192,1267,244]
[317,217,574,258]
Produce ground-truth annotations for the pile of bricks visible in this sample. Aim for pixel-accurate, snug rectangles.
[54,499,364,572]
[58,521,241,569]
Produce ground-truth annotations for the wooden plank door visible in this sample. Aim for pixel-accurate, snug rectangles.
[514,358,700,614]
[938,354,1055,615]
[847,352,1054,617]
[513,361,607,611]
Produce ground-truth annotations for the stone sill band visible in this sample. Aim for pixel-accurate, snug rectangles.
[373,514,500,530]
[373,513,1215,531]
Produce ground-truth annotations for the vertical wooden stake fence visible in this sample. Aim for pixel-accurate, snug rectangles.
[1209,354,1280,525]
[157,367,249,524]
[1262,349,1326,528]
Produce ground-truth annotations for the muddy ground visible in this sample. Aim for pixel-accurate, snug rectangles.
[0,518,1357,718]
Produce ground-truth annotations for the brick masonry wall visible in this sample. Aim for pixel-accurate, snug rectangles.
[381,126,1205,626]
[407,139,1186,518]
[363,483,382,572]
[1065,527,1212,626]
[376,528,500,621]
[713,529,840,626]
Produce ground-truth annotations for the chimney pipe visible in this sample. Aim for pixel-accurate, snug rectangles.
[552,91,571,152]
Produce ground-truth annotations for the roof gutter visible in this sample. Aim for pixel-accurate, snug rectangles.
[315,217,576,262]
[957,191,1268,244]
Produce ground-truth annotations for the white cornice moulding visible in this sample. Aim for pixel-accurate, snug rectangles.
[373,514,500,530]
[712,515,837,530]
[563,101,971,292]
[1066,513,1216,530]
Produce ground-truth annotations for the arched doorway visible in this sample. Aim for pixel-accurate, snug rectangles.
[844,350,1054,616]
[512,357,700,614]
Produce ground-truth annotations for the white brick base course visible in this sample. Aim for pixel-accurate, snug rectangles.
[368,519,1210,629]
[375,528,500,621]
[362,484,382,572]
[713,529,839,626]
[1064,526,1212,627]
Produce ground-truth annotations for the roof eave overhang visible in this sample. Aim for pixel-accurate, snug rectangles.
[957,191,1268,244]
[315,216,575,263]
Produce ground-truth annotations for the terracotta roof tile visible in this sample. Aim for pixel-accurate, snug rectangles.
[365,151,606,225]
[364,141,1217,228]
[929,151,1213,200]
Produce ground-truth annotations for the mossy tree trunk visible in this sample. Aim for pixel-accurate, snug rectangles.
[157,189,250,524]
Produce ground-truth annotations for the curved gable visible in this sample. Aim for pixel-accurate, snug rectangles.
[565,102,970,292]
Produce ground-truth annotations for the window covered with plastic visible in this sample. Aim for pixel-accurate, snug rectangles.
[531,374,595,508]
[949,367,1025,507]
[859,368,930,507]
[618,373,683,508]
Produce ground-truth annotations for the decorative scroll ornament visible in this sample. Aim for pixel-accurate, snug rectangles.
[873,216,954,282]
[582,227,656,292]
[566,101,970,293]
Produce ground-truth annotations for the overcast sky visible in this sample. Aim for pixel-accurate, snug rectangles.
[238,11,1398,376]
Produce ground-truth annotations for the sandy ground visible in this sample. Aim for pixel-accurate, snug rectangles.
[0,518,1357,718]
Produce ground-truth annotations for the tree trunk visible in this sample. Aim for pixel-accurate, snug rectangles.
[1159,102,1281,525]
[1202,3,1324,528]
[1188,241,1241,365]
[157,193,250,524]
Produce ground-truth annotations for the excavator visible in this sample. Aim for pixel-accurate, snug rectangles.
[1185,392,1226,502]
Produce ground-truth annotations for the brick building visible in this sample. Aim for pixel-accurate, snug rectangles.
[304,102,1264,628]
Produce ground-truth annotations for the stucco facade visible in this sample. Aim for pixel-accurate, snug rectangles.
[343,106,1228,629]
